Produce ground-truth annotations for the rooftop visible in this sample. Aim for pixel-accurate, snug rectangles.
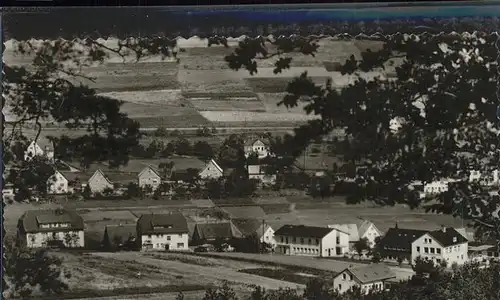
[19,209,84,233]
[137,212,188,235]
[274,224,333,239]
[344,264,396,284]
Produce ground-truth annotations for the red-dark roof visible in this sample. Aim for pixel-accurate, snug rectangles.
[274,224,333,239]
[428,227,468,247]
[379,228,428,251]
[136,213,188,235]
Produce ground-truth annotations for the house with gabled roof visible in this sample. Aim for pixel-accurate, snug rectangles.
[329,219,382,249]
[411,226,469,266]
[24,138,55,162]
[198,159,224,180]
[232,218,276,248]
[138,165,162,191]
[274,224,349,257]
[191,222,242,245]
[47,170,69,195]
[136,212,189,251]
[102,224,137,251]
[87,169,137,194]
[333,264,396,295]
[17,209,84,248]
[244,139,270,159]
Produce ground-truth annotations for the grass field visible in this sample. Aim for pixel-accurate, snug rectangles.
[188,97,265,112]
[45,251,301,298]
[200,110,319,128]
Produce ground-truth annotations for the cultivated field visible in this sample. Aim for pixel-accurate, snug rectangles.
[54,251,304,296]
[188,97,265,112]
[200,111,319,128]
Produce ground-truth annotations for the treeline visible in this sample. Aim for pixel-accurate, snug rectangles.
[131,137,215,160]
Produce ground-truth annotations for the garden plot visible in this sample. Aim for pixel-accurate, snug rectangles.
[178,69,255,95]
[188,97,265,112]
[99,90,211,128]
[256,93,310,114]
[246,76,331,93]
[178,46,235,70]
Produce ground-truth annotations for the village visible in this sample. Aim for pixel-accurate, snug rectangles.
[5,134,500,297]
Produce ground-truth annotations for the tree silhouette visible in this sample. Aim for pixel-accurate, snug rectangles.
[223,33,500,241]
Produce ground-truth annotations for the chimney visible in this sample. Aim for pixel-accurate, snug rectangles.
[395,222,398,229]
[441,225,446,233]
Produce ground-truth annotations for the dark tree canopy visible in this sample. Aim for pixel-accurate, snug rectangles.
[222,33,500,242]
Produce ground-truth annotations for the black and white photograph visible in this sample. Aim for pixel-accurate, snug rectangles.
[2,6,500,300]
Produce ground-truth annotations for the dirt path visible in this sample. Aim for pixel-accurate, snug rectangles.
[90,252,304,291]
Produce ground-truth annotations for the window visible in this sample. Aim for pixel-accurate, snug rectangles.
[281,237,284,243]
[286,238,289,244]
[349,275,353,281]
[461,255,464,259]
[417,246,420,252]
[156,243,160,248]
[177,243,184,248]
[167,236,171,241]
[300,238,304,244]
[430,248,435,254]
[336,237,340,244]
[338,284,342,290]
[148,235,152,239]
[308,238,311,244]
[436,248,441,254]
[342,273,347,280]
[316,239,319,244]
[424,247,429,254]
[178,234,183,237]
[293,237,296,243]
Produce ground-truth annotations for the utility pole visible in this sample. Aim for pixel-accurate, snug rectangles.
[262,219,265,253]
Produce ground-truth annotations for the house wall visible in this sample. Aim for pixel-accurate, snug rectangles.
[275,234,323,257]
[140,233,189,251]
[322,229,349,257]
[261,227,276,248]
[333,271,358,294]
[88,171,113,193]
[47,171,69,194]
[24,142,44,161]
[23,230,85,248]
[361,224,382,248]
[411,233,468,266]
[138,168,161,191]
[423,181,449,194]
[199,161,223,179]
[252,141,269,158]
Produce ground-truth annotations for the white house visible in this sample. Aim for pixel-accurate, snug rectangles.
[274,225,349,257]
[199,159,224,180]
[231,219,276,249]
[47,170,69,195]
[24,140,55,162]
[423,179,456,195]
[333,264,396,295]
[329,219,382,249]
[17,209,85,248]
[469,169,499,186]
[411,226,469,267]
[244,139,270,158]
[136,212,189,251]
[87,169,114,193]
[247,164,277,185]
[138,166,162,191]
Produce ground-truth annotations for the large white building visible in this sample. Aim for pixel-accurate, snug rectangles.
[136,212,189,251]
[274,225,349,257]
[17,209,85,248]
[244,139,270,159]
[411,226,469,267]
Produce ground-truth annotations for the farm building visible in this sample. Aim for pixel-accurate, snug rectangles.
[191,222,242,245]
[87,169,137,194]
[274,224,349,257]
[136,212,189,251]
[333,264,396,295]
[17,209,84,249]
[101,224,137,251]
